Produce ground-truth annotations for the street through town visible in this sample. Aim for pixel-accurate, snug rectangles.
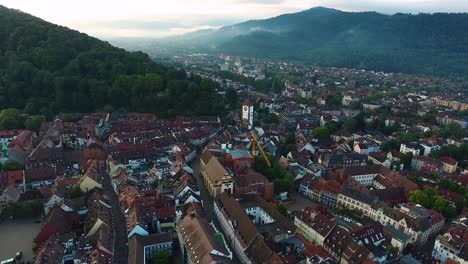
[99,160,128,264]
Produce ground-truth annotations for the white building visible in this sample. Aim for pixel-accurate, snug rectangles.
[399,144,420,156]
[242,101,254,129]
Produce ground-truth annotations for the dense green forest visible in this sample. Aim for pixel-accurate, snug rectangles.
[166,7,468,77]
[0,5,225,118]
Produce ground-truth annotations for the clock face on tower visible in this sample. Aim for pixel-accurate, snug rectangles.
[243,106,248,111]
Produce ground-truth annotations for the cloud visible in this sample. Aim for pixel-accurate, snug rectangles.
[232,0,285,4]
[1,0,468,38]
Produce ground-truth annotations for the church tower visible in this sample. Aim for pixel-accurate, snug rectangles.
[242,99,254,129]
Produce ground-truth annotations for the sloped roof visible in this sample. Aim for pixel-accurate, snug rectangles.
[128,232,172,264]
[204,154,230,184]
[201,149,214,164]
[215,192,257,247]
[179,212,230,263]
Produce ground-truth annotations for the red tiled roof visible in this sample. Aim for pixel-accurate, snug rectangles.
[6,170,23,185]
[8,130,32,150]
[0,129,24,138]
[296,234,331,259]
[24,167,56,183]
[440,156,458,166]
[446,174,468,187]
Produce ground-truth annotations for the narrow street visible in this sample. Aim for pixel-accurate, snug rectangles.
[99,160,128,264]
[190,156,216,222]
[190,154,240,264]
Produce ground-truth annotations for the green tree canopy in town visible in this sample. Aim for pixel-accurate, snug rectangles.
[24,115,43,132]
[151,250,172,264]
[255,154,294,194]
[262,113,279,124]
[409,187,456,218]
[225,87,238,109]
[313,127,331,139]
[2,159,24,171]
[0,108,20,130]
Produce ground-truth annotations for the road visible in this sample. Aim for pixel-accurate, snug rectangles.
[190,154,240,263]
[190,156,216,222]
[99,160,128,264]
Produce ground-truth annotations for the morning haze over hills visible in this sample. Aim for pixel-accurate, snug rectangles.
[134,6,468,76]
[1,3,467,116]
[0,2,468,264]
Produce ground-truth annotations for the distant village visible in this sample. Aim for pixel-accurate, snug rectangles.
[0,54,467,264]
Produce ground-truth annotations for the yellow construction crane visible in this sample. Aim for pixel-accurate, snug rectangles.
[251,132,272,167]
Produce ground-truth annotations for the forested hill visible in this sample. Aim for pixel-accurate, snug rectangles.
[171,7,468,77]
[0,5,225,118]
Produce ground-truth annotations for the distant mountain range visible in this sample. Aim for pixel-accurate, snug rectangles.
[160,7,468,76]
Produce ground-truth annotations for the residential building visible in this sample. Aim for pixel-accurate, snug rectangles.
[238,194,296,242]
[419,141,441,156]
[323,225,372,264]
[128,232,173,264]
[399,144,420,156]
[383,225,411,254]
[411,156,442,174]
[338,165,419,198]
[337,186,377,216]
[23,166,57,191]
[0,184,20,214]
[432,226,467,264]
[319,153,367,169]
[79,163,103,193]
[363,103,382,110]
[43,178,80,215]
[294,207,335,246]
[214,193,283,264]
[372,203,445,244]
[353,138,381,155]
[7,130,33,165]
[440,156,458,174]
[34,206,79,246]
[200,150,233,197]
[234,171,274,200]
[432,211,467,264]
[177,206,232,264]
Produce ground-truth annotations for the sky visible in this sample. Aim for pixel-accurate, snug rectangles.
[1,0,467,38]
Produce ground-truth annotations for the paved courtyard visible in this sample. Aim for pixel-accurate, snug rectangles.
[286,191,319,212]
[0,218,41,262]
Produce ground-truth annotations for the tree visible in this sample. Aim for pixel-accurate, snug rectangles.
[2,160,24,171]
[225,88,238,109]
[68,186,84,198]
[383,139,401,152]
[438,123,467,138]
[277,203,288,217]
[313,127,330,139]
[24,115,43,132]
[325,121,341,134]
[400,152,413,170]
[326,94,342,107]
[262,113,279,124]
[409,187,457,218]
[409,189,431,208]
[0,7,225,118]
[0,108,20,130]
[151,250,172,264]
[344,118,358,133]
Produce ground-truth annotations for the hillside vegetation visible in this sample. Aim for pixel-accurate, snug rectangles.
[169,7,468,77]
[0,5,224,118]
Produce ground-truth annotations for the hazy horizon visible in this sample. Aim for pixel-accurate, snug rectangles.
[1,0,468,38]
